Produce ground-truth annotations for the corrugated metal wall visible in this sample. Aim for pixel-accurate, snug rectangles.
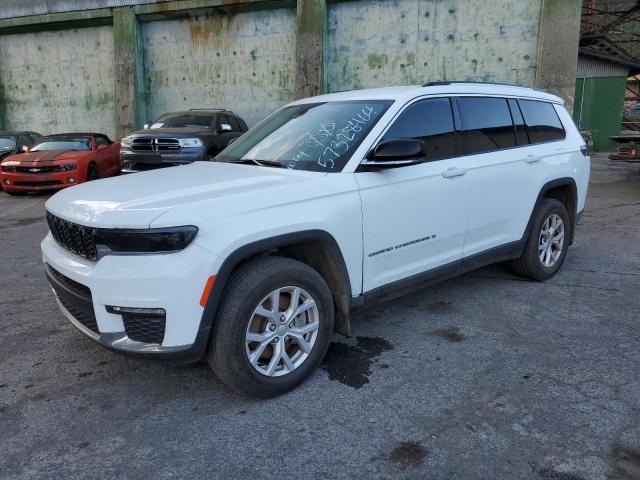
[0,0,169,19]
[577,55,629,79]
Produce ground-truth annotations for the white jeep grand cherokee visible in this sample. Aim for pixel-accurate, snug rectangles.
[42,82,590,397]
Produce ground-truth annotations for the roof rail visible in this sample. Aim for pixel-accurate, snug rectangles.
[423,80,544,92]
[189,108,229,112]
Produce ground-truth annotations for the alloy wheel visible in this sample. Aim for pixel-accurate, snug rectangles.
[538,213,564,268]
[245,286,319,377]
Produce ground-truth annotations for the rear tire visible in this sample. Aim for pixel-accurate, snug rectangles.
[208,256,334,398]
[510,198,570,281]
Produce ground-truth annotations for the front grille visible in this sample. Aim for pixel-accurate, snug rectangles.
[45,263,99,335]
[122,313,166,344]
[15,166,61,174]
[46,212,97,261]
[46,264,91,297]
[15,180,63,187]
[58,294,99,334]
[131,137,181,152]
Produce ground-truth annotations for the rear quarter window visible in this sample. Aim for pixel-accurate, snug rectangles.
[518,99,566,144]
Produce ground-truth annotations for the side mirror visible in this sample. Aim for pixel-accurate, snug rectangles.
[219,123,233,133]
[21,145,29,153]
[143,124,150,130]
[361,138,425,170]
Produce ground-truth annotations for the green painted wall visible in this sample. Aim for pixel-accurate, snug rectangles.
[573,76,627,152]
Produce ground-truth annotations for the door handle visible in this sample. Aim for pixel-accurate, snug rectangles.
[524,154,541,164]
[442,167,467,178]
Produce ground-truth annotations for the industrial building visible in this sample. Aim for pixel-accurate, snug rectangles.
[0,0,581,140]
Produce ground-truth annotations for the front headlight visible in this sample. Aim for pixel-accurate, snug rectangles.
[61,163,77,171]
[1,165,15,172]
[94,225,198,255]
[179,138,203,148]
[121,136,133,148]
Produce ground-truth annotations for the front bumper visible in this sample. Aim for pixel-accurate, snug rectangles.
[1,170,81,191]
[42,233,219,362]
[120,150,204,172]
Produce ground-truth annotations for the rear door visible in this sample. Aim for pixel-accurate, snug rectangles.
[356,97,472,292]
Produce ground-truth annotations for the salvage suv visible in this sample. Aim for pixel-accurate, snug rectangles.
[120,109,248,172]
[42,83,590,397]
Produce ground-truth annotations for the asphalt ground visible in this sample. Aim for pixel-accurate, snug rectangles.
[1,153,639,479]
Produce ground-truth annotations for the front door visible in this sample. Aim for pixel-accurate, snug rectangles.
[355,97,471,293]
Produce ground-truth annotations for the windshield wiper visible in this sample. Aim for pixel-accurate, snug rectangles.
[228,158,287,168]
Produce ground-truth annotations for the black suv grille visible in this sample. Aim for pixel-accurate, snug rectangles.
[122,313,166,344]
[131,137,181,152]
[46,212,97,261]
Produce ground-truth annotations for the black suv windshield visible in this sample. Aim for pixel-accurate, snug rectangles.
[215,100,392,172]
[152,113,214,129]
[31,137,92,152]
[0,136,16,149]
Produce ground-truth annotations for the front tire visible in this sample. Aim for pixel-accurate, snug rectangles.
[87,165,100,181]
[208,256,334,398]
[510,198,570,281]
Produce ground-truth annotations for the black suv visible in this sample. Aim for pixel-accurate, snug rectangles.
[120,109,248,173]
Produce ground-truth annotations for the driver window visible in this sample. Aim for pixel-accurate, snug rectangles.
[18,134,32,148]
[382,98,458,161]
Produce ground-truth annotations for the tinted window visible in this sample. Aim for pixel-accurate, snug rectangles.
[96,136,110,146]
[457,97,516,153]
[383,97,457,161]
[507,99,529,146]
[237,118,248,132]
[227,116,240,132]
[152,113,214,129]
[29,133,41,144]
[518,100,565,144]
[17,134,32,148]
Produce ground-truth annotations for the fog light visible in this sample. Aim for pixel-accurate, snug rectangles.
[106,306,165,316]
[67,177,75,183]
[4,179,9,185]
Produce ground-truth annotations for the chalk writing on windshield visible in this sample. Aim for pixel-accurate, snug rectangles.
[289,104,379,170]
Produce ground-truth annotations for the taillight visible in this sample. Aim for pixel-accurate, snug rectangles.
[632,148,638,157]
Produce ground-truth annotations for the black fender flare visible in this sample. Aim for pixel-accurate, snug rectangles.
[192,230,353,358]
[523,177,578,245]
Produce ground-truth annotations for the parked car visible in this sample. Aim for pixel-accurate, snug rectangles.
[623,103,640,131]
[0,131,42,190]
[0,133,120,195]
[119,109,248,173]
[42,82,590,397]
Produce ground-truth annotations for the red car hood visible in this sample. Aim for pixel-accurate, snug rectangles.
[3,150,90,166]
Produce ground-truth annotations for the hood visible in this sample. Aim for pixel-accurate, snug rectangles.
[127,128,210,137]
[45,162,326,229]
[8,150,90,165]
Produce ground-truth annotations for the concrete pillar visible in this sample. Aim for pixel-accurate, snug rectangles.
[112,7,144,139]
[295,0,326,99]
[536,0,582,112]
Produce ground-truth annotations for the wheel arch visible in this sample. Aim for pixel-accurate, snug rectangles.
[200,230,353,339]
[525,177,578,245]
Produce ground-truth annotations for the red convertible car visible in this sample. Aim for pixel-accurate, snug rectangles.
[0,133,120,195]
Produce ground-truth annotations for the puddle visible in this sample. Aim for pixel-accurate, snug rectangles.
[425,326,465,342]
[537,469,585,480]
[321,335,393,388]
[609,444,640,480]
[386,441,428,469]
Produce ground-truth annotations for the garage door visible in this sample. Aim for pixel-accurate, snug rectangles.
[0,26,116,138]
[142,8,296,127]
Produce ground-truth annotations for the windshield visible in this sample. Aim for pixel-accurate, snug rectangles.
[215,100,393,172]
[151,113,214,129]
[0,136,16,149]
[31,137,92,152]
